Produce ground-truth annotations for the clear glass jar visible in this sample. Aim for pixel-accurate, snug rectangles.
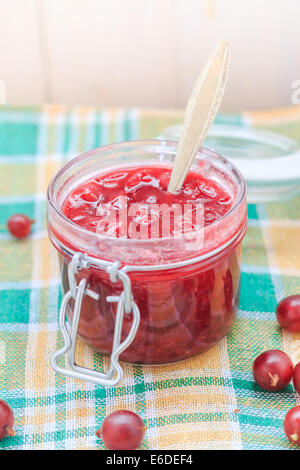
[47,140,247,365]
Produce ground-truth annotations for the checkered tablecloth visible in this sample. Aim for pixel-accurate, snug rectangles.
[0,104,300,450]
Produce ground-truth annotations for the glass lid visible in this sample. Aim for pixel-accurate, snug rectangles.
[158,124,300,204]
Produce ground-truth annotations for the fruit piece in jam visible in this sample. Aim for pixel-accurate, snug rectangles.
[61,164,241,365]
[63,165,232,239]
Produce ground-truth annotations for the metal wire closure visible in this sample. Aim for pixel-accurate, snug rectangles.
[52,253,140,387]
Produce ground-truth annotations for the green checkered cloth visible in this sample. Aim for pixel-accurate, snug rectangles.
[0,104,299,450]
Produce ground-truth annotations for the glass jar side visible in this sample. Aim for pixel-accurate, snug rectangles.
[57,235,243,364]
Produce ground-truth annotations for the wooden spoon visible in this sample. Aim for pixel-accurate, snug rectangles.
[168,40,230,193]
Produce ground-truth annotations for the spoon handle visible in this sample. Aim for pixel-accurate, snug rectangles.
[168,40,230,193]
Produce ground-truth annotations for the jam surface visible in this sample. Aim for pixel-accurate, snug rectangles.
[63,165,232,238]
[61,164,241,365]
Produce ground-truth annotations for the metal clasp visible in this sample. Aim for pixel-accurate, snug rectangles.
[52,253,140,386]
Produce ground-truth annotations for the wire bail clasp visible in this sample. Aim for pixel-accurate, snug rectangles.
[51,252,140,386]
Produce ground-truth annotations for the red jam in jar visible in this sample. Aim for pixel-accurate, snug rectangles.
[63,165,232,237]
[47,141,247,365]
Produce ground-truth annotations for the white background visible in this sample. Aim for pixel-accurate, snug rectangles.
[0,0,299,111]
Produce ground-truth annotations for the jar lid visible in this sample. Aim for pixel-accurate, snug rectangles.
[158,124,300,203]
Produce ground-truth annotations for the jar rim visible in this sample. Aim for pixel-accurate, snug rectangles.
[47,140,247,262]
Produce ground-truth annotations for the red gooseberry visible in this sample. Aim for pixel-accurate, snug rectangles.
[276,296,300,332]
[0,399,15,440]
[284,406,300,445]
[293,362,300,395]
[252,350,294,391]
[7,214,34,239]
[96,410,146,450]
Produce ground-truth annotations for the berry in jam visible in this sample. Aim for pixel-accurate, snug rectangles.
[63,165,232,239]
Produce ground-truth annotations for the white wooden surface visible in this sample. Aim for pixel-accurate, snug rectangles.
[0,0,44,105]
[0,0,299,111]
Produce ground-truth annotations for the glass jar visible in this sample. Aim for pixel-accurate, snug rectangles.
[47,140,247,383]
